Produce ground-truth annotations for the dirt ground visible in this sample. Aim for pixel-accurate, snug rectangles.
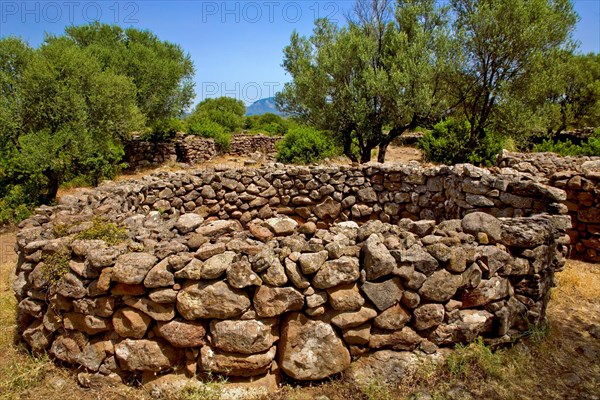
[1,229,599,400]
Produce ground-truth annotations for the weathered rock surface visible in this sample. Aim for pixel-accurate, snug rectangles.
[279,312,351,380]
[177,281,250,319]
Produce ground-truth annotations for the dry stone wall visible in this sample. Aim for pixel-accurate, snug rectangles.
[124,133,280,170]
[497,150,600,262]
[14,211,568,385]
[12,162,571,387]
[230,134,281,156]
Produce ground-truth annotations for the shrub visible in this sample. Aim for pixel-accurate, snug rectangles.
[75,217,128,245]
[418,118,505,166]
[533,128,600,156]
[276,126,340,164]
[41,249,71,285]
[188,119,231,153]
[0,186,32,225]
[145,118,187,141]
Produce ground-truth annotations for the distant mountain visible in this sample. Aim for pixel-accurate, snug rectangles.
[246,97,287,116]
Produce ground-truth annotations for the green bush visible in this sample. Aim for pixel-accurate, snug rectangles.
[418,118,505,166]
[245,113,289,136]
[145,118,187,141]
[0,186,32,224]
[188,119,231,153]
[276,126,340,164]
[533,128,600,156]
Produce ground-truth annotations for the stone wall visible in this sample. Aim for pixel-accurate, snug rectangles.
[14,205,568,385]
[497,150,600,262]
[124,133,281,170]
[230,134,281,156]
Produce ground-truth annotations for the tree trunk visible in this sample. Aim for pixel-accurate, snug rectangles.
[360,145,372,163]
[377,141,389,163]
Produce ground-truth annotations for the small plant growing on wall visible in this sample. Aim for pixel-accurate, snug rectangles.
[40,249,71,286]
[75,217,128,246]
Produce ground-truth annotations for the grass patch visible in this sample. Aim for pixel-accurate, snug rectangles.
[75,217,127,245]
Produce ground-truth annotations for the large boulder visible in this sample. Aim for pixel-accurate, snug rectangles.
[278,312,351,380]
[177,281,250,319]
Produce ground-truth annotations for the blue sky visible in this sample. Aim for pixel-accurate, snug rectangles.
[1,0,599,107]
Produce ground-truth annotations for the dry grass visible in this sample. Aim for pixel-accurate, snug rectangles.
[0,230,598,400]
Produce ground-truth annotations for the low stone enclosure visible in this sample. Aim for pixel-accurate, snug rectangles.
[497,150,600,262]
[123,133,281,170]
[13,161,574,389]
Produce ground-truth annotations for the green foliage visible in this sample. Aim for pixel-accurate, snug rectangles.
[245,113,289,136]
[41,249,71,285]
[277,0,454,162]
[189,97,245,133]
[0,186,31,224]
[0,23,196,219]
[63,22,195,124]
[145,118,187,141]
[533,129,600,156]
[418,118,505,166]
[188,118,231,153]
[75,217,128,245]
[276,126,340,164]
[450,0,578,145]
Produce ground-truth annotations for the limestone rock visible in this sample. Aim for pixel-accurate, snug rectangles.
[343,323,371,345]
[124,297,176,321]
[361,278,403,311]
[326,283,365,311]
[331,306,378,329]
[144,259,174,288]
[175,213,204,233]
[200,345,276,377]
[200,251,236,279]
[313,256,360,289]
[373,304,411,330]
[112,253,158,285]
[115,339,183,372]
[210,319,277,354]
[253,285,304,317]
[363,234,396,280]
[369,326,422,350]
[419,269,462,302]
[347,350,419,385]
[113,307,152,338]
[279,312,351,380]
[429,310,493,345]
[177,281,250,320]
[265,217,298,236]
[156,319,207,348]
[298,250,329,274]
[462,212,502,243]
[227,259,262,288]
[460,277,511,308]
[413,304,445,331]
